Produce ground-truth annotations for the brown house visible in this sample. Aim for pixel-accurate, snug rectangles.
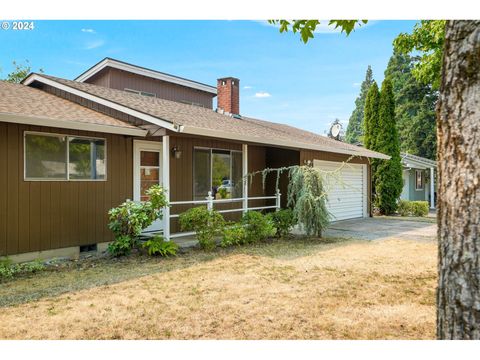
[0,58,388,262]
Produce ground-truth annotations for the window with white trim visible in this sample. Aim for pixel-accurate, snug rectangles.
[415,170,424,190]
[24,132,106,180]
[124,88,156,97]
[193,148,242,200]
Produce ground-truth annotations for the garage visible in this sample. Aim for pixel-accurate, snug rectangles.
[313,159,368,221]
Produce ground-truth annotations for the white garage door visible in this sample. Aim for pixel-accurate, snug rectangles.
[313,160,368,221]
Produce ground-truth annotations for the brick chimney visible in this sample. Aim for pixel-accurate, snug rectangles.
[217,77,240,115]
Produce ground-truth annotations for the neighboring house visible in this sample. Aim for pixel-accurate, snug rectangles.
[0,58,388,262]
[400,153,437,209]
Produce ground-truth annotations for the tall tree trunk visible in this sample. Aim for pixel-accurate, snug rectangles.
[437,20,480,339]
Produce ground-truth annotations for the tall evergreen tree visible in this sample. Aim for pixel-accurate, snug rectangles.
[384,51,437,159]
[363,81,380,151]
[375,79,403,215]
[345,66,374,144]
[363,82,380,201]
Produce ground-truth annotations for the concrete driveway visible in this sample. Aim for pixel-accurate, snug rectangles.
[324,217,437,242]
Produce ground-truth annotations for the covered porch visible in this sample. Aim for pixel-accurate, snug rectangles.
[400,153,437,209]
[135,132,300,241]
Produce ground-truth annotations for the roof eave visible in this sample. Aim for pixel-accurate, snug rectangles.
[0,112,147,137]
[401,153,437,168]
[182,125,390,160]
[23,73,181,133]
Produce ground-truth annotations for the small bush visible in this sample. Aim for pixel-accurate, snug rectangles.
[242,211,275,244]
[179,206,225,250]
[221,223,248,247]
[0,258,45,280]
[142,236,178,257]
[108,235,138,257]
[268,209,297,238]
[396,200,429,217]
[411,201,429,217]
[397,200,410,216]
[108,185,168,256]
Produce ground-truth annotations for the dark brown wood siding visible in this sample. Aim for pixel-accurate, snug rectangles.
[168,136,267,232]
[86,68,215,109]
[264,147,300,208]
[0,122,133,256]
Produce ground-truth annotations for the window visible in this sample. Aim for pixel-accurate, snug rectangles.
[139,150,160,201]
[193,148,243,200]
[25,132,106,181]
[25,133,67,179]
[415,170,424,190]
[124,88,156,97]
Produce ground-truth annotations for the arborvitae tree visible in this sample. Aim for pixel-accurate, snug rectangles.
[363,82,380,200]
[345,66,374,144]
[384,51,437,159]
[375,79,403,215]
[363,81,380,151]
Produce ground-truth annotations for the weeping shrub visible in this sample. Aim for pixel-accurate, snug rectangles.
[287,166,331,237]
[248,165,333,237]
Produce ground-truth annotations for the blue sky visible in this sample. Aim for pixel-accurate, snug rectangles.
[0,20,417,134]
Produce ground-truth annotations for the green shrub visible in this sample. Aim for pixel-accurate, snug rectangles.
[108,185,168,256]
[242,211,275,244]
[179,206,225,250]
[268,209,297,238]
[221,223,248,247]
[0,258,45,280]
[108,235,137,257]
[411,201,429,217]
[142,235,178,257]
[397,200,411,216]
[396,200,429,217]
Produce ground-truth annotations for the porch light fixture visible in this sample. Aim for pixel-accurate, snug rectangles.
[171,146,182,159]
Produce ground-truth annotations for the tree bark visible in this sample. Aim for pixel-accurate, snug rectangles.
[437,20,480,339]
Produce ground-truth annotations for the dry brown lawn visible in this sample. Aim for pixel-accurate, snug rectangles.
[0,238,436,340]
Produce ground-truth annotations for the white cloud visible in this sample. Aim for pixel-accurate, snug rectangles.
[243,85,253,89]
[353,82,361,87]
[81,28,96,33]
[255,92,271,98]
[84,39,105,50]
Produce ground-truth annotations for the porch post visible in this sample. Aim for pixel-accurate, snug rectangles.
[430,167,435,209]
[162,135,170,240]
[242,144,248,214]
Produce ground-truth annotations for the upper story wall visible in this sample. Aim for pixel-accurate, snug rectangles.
[85,67,215,109]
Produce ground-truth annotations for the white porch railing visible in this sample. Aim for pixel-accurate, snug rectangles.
[165,189,281,240]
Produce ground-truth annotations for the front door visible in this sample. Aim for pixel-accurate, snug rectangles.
[133,140,163,233]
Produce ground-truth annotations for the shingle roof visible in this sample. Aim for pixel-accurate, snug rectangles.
[0,80,140,132]
[25,74,389,159]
